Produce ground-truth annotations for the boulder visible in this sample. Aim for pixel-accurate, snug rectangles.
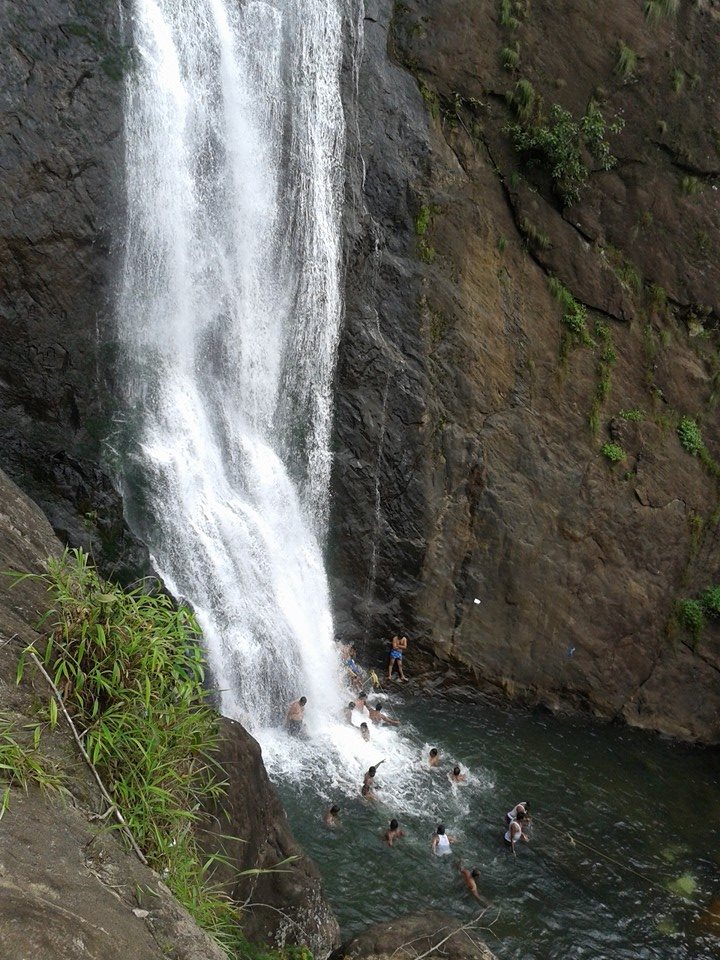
[0,467,337,956]
[333,912,498,960]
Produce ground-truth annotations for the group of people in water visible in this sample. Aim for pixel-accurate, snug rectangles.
[284,637,532,905]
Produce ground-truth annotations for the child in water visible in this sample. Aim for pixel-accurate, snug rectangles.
[360,722,370,741]
[384,818,405,847]
[323,805,340,828]
[449,765,466,783]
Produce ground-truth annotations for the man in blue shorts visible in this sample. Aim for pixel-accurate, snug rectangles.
[387,635,408,681]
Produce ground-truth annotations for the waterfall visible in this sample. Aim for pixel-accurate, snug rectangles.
[114,0,349,730]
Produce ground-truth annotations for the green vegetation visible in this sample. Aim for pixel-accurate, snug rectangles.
[417,78,440,122]
[677,416,703,455]
[15,549,296,960]
[671,69,685,94]
[601,442,626,463]
[680,174,701,196]
[499,0,521,29]
[0,716,65,819]
[520,217,550,251]
[605,245,643,295]
[508,78,536,122]
[619,408,644,422]
[589,320,617,435]
[497,236,508,253]
[645,0,680,19]
[695,230,712,256]
[676,417,720,478]
[415,204,437,263]
[676,598,705,645]
[502,44,521,70]
[507,101,624,206]
[701,585,720,617]
[548,277,593,362]
[615,42,638,79]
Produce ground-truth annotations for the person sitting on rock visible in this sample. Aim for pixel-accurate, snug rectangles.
[323,805,341,828]
[367,701,399,726]
[428,747,441,768]
[285,696,307,735]
[432,823,455,856]
[449,765,466,783]
[384,818,405,847]
[387,634,408,681]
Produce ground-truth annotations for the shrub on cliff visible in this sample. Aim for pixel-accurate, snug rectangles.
[508,101,624,206]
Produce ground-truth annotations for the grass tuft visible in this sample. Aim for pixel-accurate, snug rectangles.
[14,549,301,960]
[645,0,679,20]
[615,42,637,79]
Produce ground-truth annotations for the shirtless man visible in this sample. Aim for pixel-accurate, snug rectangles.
[323,805,340,828]
[428,747,441,768]
[367,702,400,726]
[362,762,385,798]
[387,635,408,681]
[285,696,307,735]
[355,691,369,714]
[384,818,405,847]
[449,765,467,783]
[458,864,484,903]
[360,722,370,741]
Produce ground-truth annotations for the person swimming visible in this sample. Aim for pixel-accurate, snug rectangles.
[360,722,370,741]
[432,824,455,855]
[367,702,400,726]
[428,747,440,768]
[458,863,484,903]
[449,765,466,783]
[323,805,340,828]
[384,818,405,847]
[362,762,385,798]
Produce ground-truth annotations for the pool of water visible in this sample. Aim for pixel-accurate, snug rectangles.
[272,690,720,960]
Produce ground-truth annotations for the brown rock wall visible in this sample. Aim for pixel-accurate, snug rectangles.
[332,0,720,743]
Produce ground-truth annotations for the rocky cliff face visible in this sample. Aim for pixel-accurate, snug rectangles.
[2,0,718,745]
[332,0,720,743]
[0,0,143,576]
[0,467,338,956]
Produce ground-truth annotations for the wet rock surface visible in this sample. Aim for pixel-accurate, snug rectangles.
[333,911,498,960]
[0,467,337,956]
[333,0,720,743]
[0,0,144,577]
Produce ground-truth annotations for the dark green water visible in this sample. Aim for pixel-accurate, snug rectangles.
[274,693,720,960]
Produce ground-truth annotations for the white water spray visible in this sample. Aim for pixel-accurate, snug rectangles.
[114,0,471,809]
[115,0,348,729]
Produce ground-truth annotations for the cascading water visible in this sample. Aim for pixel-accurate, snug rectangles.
[114,0,441,812]
[115,0,348,730]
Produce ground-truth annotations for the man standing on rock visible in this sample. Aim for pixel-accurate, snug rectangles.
[285,696,307,736]
[387,634,408,681]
